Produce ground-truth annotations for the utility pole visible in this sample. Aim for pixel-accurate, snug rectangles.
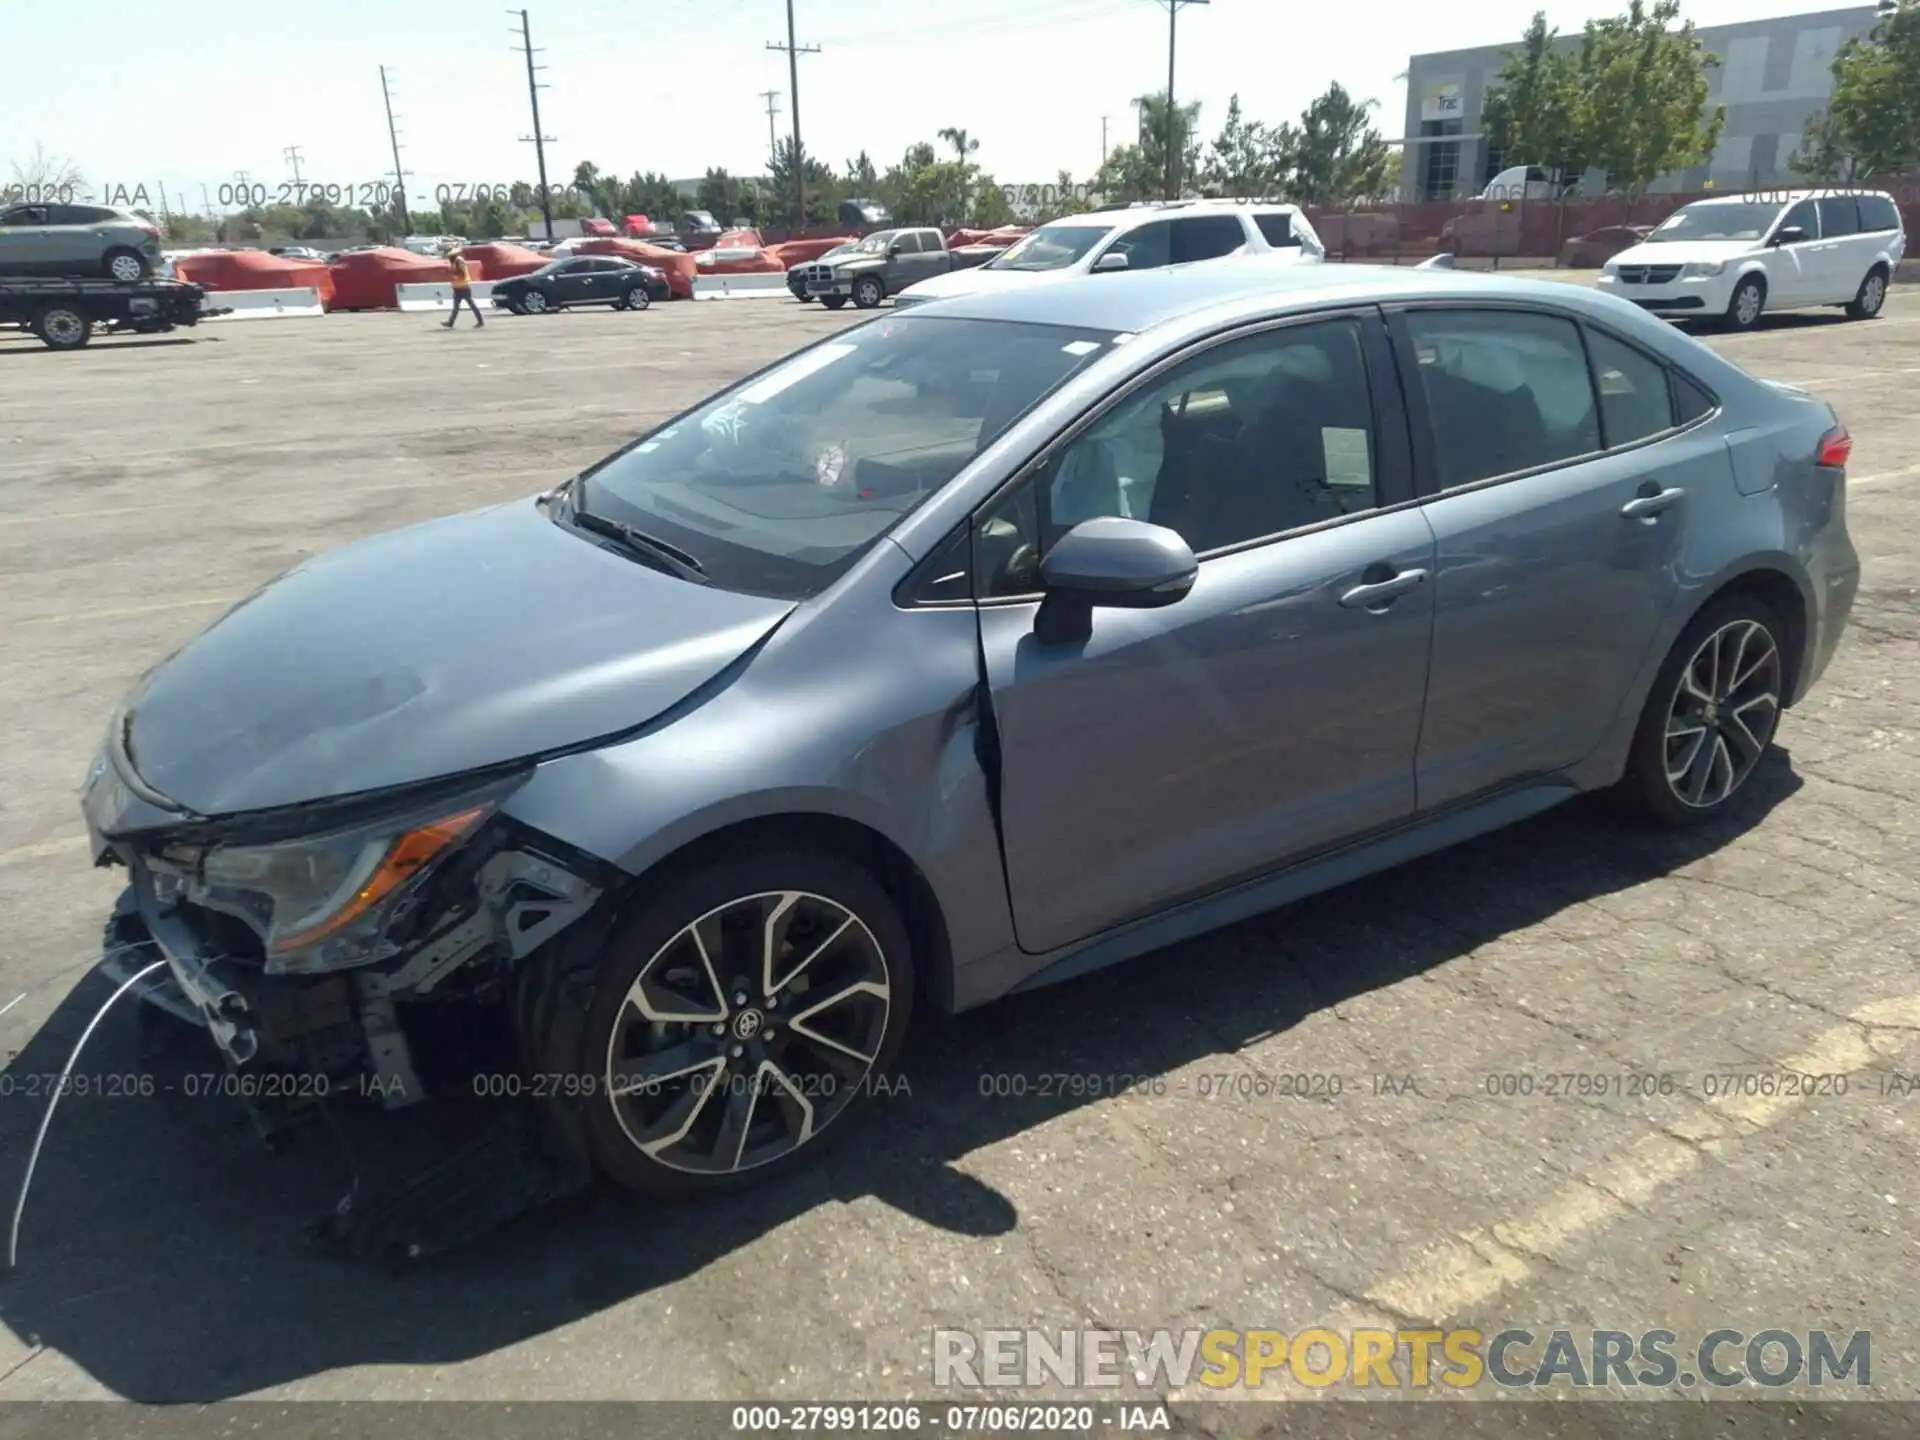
[283,145,306,186]
[1160,0,1208,200]
[511,9,558,242]
[380,66,411,233]
[759,89,783,171]
[1101,115,1109,169]
[766,1,820,236]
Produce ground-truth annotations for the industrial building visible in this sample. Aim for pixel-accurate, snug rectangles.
[1398,4,1886,200]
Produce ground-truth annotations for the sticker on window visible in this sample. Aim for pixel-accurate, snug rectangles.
[734,342,858,405]
[1060,340,1100,356]
[1322,427,1372,487]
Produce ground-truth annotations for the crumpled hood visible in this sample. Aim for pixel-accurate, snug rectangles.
[1611,238,1762,267]
[123,499,793,817]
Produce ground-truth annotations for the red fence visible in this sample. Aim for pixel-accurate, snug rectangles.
[1304,176,1920,266]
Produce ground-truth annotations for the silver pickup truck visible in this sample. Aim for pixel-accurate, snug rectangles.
[791,228,997,309]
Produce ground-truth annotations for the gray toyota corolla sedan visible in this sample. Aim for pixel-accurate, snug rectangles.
[83,256,1858,1201]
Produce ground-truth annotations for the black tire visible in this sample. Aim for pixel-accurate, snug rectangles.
[618,286,651,311]
[36,305,91,350]
[1620,593,1787,827]
[1723,274,1765,331]
[569,846,916,1198]
[821,295,848,311]
[851,275,885,310]
[795,292,815,303]
[507,298,528,316]
[1845,265,1889,320]
[102,247,150,284]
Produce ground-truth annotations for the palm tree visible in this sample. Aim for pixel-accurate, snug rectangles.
[937,127,981,221]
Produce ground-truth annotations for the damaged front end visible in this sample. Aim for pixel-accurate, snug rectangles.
[83,742,613,1254]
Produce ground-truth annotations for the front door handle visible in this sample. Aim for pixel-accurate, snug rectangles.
[1339,567,1428,609]
[1621,486,1685,521]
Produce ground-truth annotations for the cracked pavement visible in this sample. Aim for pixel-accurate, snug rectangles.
[0,291,1915,1405]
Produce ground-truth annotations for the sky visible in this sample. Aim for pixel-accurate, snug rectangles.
[1,0,1861,217]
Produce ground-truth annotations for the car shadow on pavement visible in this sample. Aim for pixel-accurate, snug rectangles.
[0,752,1801,1400]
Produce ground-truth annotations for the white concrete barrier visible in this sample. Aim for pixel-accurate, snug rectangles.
[200,287,326,320]
[693,272,793,299]
[396,281,498,311]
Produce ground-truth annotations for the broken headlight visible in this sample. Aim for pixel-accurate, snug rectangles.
[192,776,522,975]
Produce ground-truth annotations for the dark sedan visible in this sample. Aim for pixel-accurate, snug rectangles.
[491,256,667,314]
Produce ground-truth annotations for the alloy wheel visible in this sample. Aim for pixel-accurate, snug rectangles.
[524,290,548,313]
[1860,275,1886,315]
[107,252,144,283]
[1663,619,1780,809]
[604,890,892,1175]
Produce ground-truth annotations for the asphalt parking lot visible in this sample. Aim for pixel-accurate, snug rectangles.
[0,287,1917,1407]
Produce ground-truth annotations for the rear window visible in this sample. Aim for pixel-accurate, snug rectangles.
[1857,194,1902,233]
[1254,212,1298,247]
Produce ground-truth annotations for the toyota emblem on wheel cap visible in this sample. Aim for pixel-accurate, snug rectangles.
[731,1009,764,1041]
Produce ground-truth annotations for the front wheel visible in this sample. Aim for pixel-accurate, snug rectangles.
[821,294,848,311]
[1845,267,1888,320]
[522,289,550,314]
[1620,594,1786,826]
[570,848,916,1197]
[851,275,885,310]
[1723,275,1765,331]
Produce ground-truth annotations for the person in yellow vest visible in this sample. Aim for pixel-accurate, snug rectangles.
[443,247,484,329]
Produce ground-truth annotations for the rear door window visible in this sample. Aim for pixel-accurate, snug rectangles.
[1253,212,1298,246]
[1585,328,1676,447]
[1816,196,1860,238]
[1403,309,1602,487]
[1172,214,1249,263]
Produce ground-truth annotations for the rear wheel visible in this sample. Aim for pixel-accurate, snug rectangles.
[103,247,149,284]
[571,847,915,1198]
[1845,266,1888,320]
[1621,594,1786,826]
[36,305,91,350]
[1724,274,1765,331]
[618,287,651,311]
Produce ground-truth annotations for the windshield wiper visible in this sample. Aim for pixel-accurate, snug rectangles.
[563,478,710,584]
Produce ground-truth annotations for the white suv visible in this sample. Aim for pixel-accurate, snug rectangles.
[892,200,1324,308]
[1598,188,1906,330]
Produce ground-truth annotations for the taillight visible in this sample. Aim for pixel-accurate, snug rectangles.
[1816,425,1852,470]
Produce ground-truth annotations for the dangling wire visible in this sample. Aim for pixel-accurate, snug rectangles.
[6,957,170,1271]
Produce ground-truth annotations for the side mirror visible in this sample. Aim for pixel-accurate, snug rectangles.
[1034,517,1197,644]
[1772,225,1807,246]
[1091,251,1130,273]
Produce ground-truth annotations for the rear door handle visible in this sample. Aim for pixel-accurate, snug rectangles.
[1339,567,1428,609]
[1621,487,1685,520]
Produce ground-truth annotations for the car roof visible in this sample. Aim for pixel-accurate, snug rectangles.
[1683,188,1893,206]
[907,255,1520,333]
[1042,199,1302,232]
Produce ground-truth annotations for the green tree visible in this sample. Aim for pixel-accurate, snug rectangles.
[1482,13,1582,180]
[937,126,982,220]
[1572,0,1725,195]
[968,177,1017,228]
[768,137,841,227]
[1200,94,1293,199]
[1093,143,1163,206]
[163,213,217,244]
[1288,83,1395,205]
[697,167,741,222]
[1131,93,1203,197]
[571,160,606,215]
[1792,0,1920,179]
[844,151,879,195]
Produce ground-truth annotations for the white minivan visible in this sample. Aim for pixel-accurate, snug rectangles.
[1597,188,1905,330]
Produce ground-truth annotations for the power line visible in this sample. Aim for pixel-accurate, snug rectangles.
[1159,0,1208,199]
[766,1,820,233]
[510,9,559,242]
[759,89,783,172]
[379,66,411,233]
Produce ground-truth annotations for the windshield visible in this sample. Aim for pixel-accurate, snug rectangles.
[854,232,895,253]
[986,223,1115,271]
[1646,202,1781,242]
[577,316,1119,598]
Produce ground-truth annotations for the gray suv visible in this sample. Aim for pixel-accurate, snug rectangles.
[82,258,1857,1214]
[0,202,163,282]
